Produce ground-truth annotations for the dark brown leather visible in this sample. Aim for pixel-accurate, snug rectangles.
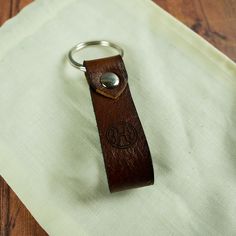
[85,56,128,99]
[84,55,154,192]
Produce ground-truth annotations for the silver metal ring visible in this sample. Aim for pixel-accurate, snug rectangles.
[68,40,124,72]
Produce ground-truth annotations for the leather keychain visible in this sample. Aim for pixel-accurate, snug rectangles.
[68,41,154,192]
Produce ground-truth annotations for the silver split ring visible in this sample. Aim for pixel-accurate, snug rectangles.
[68,40,124,72]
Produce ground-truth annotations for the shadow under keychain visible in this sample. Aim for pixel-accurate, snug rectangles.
[68,40,154,192]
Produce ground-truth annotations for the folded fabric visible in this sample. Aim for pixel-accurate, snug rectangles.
[0,0,236,235]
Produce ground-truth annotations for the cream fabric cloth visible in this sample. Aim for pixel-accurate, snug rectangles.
[0,0,236,235]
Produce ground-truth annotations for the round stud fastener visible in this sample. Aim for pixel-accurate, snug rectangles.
[100,72,120,88]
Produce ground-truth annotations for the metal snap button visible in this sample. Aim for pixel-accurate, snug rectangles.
[100,72,120,88]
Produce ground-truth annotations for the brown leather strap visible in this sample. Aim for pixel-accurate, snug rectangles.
[84,55,154,192]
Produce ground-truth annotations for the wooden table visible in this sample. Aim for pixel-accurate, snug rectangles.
[0,0,236,235]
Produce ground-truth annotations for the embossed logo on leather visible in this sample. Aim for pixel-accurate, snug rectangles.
[106,122,137,149]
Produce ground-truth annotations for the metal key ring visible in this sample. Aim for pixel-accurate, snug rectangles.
[68,40,124,72]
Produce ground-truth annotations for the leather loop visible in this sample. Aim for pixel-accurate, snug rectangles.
[84,55,154,192]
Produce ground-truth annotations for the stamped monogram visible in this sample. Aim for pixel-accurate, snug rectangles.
[106,122,138,149]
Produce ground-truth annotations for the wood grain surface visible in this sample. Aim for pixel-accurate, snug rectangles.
[0,0,236,235]
[154,0,236,61]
